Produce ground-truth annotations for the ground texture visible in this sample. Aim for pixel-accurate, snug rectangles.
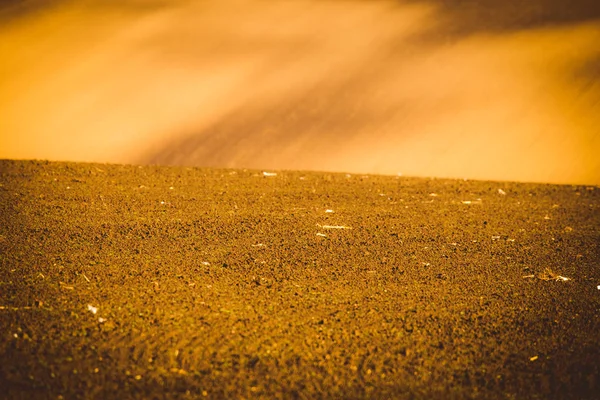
[1,160,599,399]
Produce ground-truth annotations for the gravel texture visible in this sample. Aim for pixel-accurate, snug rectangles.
[1,160,599,399]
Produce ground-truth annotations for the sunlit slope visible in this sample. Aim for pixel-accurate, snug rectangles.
[1,0,599,184]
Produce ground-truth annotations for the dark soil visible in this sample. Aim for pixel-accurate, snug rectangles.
[1,160,599,399]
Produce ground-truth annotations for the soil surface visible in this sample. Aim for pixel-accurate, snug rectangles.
[1,160,599,399]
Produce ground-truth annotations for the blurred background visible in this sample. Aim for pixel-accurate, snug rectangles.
[1,0,599,184]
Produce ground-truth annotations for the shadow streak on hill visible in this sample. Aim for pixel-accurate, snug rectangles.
[141,0,600,183]
[401,0,600,36]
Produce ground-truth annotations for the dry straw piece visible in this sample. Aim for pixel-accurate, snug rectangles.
[537,268,570,282]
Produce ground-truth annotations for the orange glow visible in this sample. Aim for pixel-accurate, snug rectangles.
[1,1,599,184]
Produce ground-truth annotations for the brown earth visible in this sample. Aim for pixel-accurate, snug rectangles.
[1,159,599,399]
